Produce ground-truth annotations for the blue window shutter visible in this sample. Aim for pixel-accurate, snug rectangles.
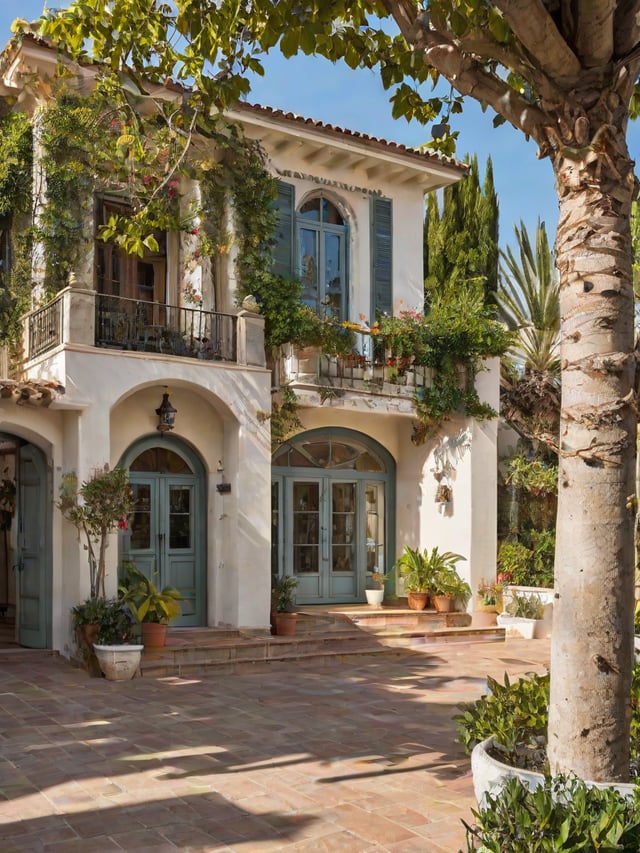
[273,180,295,279]
[371,197,392,318]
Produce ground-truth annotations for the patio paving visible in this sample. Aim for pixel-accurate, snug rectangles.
[0,638,550,852]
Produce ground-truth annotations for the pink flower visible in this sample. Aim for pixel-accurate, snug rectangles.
[117,519,128,530]
[142,175,152,185]
[190,228,199,235]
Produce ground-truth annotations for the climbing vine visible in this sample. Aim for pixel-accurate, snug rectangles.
[0,110,33,344]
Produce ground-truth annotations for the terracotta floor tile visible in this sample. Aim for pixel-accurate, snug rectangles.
[0,637,550,851]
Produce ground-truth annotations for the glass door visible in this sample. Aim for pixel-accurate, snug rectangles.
[124,475,200,625]
[289,477,359,602]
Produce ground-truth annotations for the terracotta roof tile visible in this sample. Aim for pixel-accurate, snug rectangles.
[235,102,466,173]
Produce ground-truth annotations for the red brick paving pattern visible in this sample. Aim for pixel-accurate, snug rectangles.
[0,639,549,851]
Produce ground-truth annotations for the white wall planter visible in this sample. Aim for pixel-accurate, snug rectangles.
[496,613,541,639]
[502,585,554,639]
[472,736,634,807]
[93,644,144,681]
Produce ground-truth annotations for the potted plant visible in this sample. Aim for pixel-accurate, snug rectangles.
[476,577,504,613]
[431,562,471,612]
[272,575,299,635]
[70,596,111,676]
[92,598,143,681]
[365,569,389,606]
[395,545,466,611]
[394,545,434,610]
[497,592,545,639]
[58,466,133,599]
[118,562,184,648]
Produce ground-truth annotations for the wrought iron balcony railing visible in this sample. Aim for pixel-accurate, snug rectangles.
[95,294,237,361]
[21,288,265,368]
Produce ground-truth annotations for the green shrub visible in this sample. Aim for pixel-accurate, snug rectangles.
[456,664,640,774]
[506,593,544,620]
[454,672,550,769]
[497,529,555,589]
[464,775,640,852]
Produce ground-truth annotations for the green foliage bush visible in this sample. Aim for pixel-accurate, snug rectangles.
[456,664,640,774]
[464,775,640,852]
[454,672,550,767]
[497,530,555,588]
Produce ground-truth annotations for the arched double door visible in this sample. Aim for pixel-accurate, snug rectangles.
[272,429,394,604]
[119,437,206,626]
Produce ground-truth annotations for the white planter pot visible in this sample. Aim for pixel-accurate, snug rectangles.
[93,644,144,681]
[471,736,635,807]
[496,613,539,639]
[365,589,384,607]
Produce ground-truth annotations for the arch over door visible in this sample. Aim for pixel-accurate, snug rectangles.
[17,442,51,648]
[119,437,207,626]
[272,429,395,605]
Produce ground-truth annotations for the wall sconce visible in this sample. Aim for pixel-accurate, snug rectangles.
[156,391,177,432]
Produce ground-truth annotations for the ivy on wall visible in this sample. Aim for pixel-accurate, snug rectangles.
[0,110,33,343]
[0,73,509,441]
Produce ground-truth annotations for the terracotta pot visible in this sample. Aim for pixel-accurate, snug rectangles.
[142,622,168,649]
[407,591,429,611]
[274,612,298,635]
[76,624,102,677]
[472,610,498,627]
[432,594,453,612]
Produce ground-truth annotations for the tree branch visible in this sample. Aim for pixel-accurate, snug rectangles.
[613,0,640,58]
[493,0,582,82]
[574,0,616,66]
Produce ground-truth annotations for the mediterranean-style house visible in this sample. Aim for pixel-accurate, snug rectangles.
[0,32,499,656]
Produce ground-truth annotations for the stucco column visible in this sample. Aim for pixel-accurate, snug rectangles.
[468,358,500,598]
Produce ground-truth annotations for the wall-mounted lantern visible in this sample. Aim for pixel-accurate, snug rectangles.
[156,391,177,432]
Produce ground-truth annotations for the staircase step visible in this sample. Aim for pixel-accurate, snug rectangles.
[139,608,506,677]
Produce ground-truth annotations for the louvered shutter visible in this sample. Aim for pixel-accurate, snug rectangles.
[273,180,295,279]
[371,197,392,318]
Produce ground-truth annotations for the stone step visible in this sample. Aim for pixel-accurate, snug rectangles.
[141,628,392,677]
[139,609,506,677]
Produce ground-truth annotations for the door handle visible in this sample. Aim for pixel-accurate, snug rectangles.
[12,559,23,572]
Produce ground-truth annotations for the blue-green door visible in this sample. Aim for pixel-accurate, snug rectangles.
[17,443,51,648]
[120,442,206,626]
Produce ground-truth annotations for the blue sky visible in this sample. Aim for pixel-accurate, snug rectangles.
[3,2,638,253]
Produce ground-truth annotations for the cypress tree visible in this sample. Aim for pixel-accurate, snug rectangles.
[424,155,499,306]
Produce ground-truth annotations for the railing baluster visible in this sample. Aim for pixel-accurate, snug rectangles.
[93,294,237,362]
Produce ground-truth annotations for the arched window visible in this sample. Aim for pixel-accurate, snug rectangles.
[296,195,348,320]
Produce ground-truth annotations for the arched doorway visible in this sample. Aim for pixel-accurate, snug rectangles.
[272,429,395,604]
[119,437,206,626]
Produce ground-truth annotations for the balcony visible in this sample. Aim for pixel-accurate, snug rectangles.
[278,337,436,406]
[21,288,265,369]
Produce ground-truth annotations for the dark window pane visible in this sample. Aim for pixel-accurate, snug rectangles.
[169,486,191,548]
[130,484,151,549]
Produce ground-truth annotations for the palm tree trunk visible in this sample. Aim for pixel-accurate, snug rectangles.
[548,135,637,781]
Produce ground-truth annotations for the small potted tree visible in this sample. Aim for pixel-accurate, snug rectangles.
[58,466,133,599]
[60,466,133,672]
